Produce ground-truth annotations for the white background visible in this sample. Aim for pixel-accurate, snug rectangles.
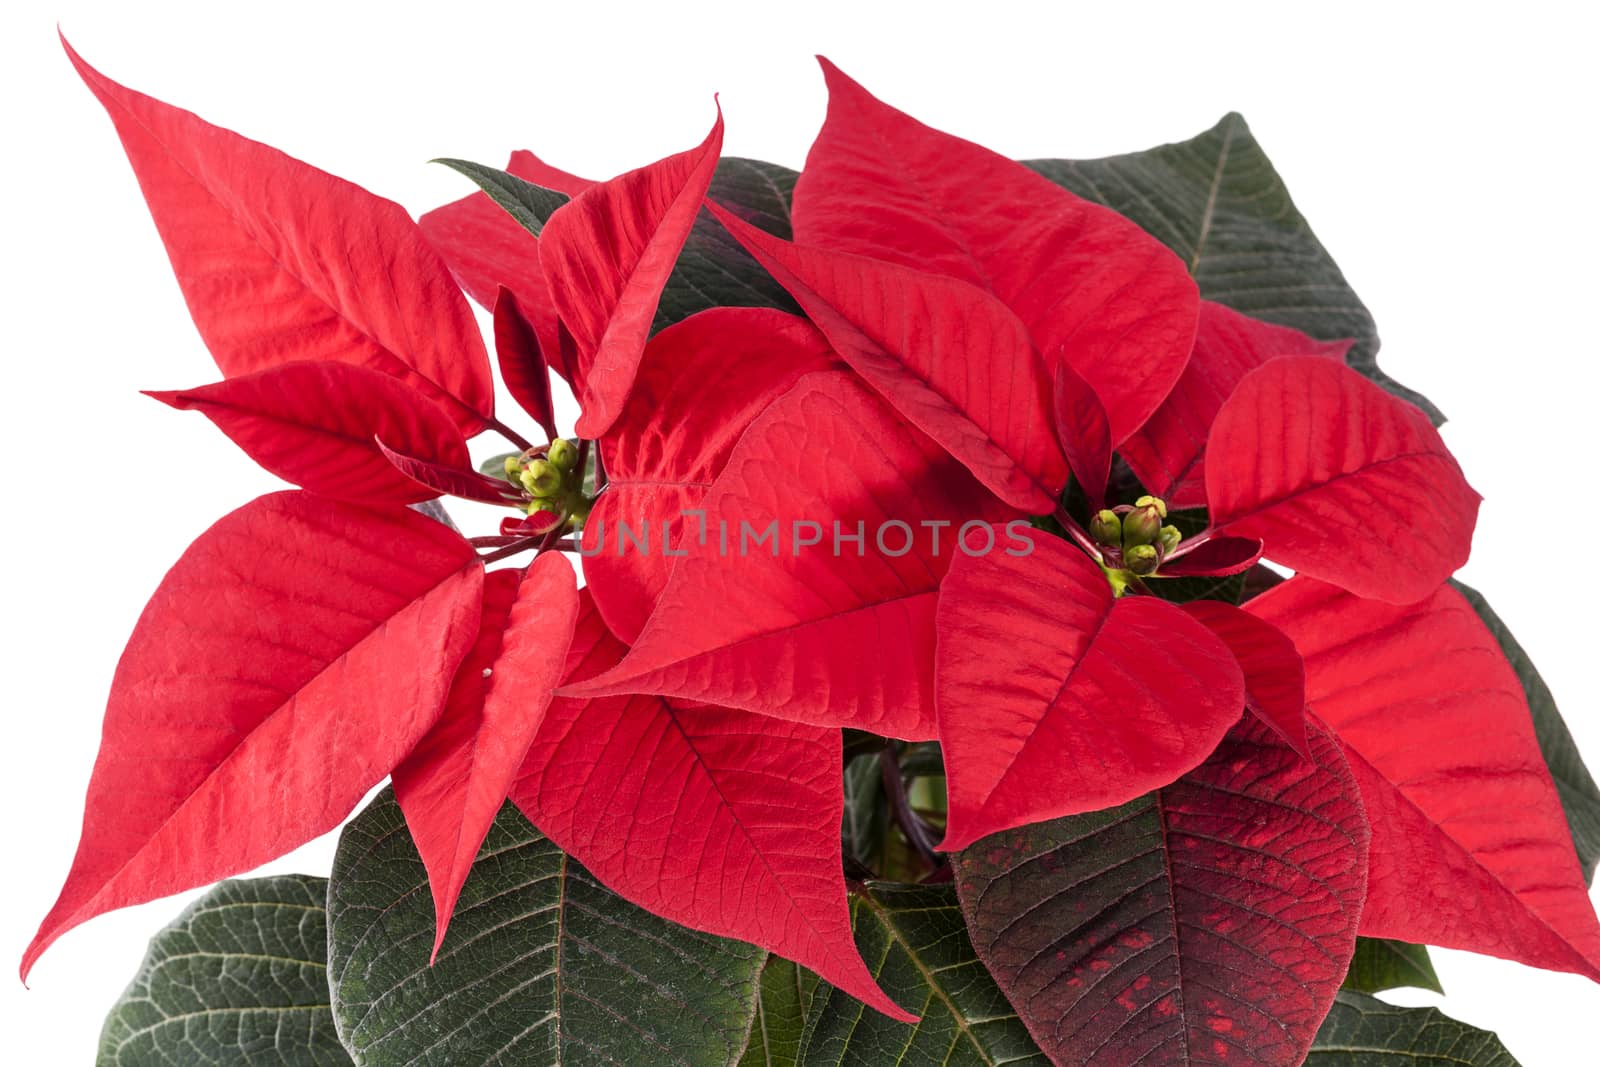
[2,1,1598,1062]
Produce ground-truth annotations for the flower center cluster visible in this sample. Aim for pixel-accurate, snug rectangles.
[503,438,591,530]
[1087,495,1182,589]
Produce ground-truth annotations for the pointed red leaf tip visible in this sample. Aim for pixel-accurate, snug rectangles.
[1180,600,1309,759]
[492,287,559,441]
[419,152,593,387]
[1121,302,1352,509]
[393,553,579,960]
[795,57,1198,445]
[146,361,469,504]
[1156,533,1264,578]
[61,36,494,437]
[954,712,1367,1066]
[708,203,1066,514]
[540,106,724,439]
[21,492,485,981]
[562,370,1009,738]
[582,308,837,643]
[512,593,914,1022]
[1207,355,1479,604]
[936,532,1246,853]
[1250,578,1600,981]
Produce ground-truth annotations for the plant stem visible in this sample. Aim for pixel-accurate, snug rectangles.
[880,742,939,870]
[488,416,535,453]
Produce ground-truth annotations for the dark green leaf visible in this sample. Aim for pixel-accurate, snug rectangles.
[738,956,819,1067]
[98,875,350,1067]
[795,882,1049,1066]
[1342,938,1444,995]
[327,790,764,1066]
[1027,113,1443,424]
[1308,992,1521,1065]
[842,752,887,871]
[432,158,569,236]
[1454,580,1600,883]
[656,158,802,333]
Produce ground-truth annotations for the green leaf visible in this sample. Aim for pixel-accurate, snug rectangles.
[738,956,819,1067]
[326,789,764,1066]
[656,158,802,333]
[478,451,520,483]
[842,751,887,871]
[1453,580,1600,884]
[795,882,1049,1066]
[432,158,569,236]
[1308,991,1521,1065]
[1027,113,1443,424]
[1342,937,1444,995]
[98,875,351,1067]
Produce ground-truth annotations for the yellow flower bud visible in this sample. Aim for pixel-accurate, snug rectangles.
[520,459,563,497]
[1125,543,1160,575]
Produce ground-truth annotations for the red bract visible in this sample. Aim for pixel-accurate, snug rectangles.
[512,592,912,1021]
[540,110,725,438]
[1250,578,1600,979]
[392,553,579,957]
[61,38,494,438]
[23,493,485,981]
[936,533,1246,851]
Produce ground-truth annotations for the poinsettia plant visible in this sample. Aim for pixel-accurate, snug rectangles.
[31,35,1600,1067]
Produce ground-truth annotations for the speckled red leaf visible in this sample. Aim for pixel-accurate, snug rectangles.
[1206,356,1479,604]
[792,58,1198,445]
[954,713,1367,1067]
[563,371,1007,738]
[392,553,578,958]
[1181,599,1308,759]
[511,592,912,1022]
[64,37,494,436]
[582,308,836,643]
[1249,578,1600,981]
[419,152,592,386]
[709,204,1066,514]
[492,288,558,441]
[1122,303,1351,509]
[21,492,485,980]
[146,361,468,504]
[936,533,1246,852]
[540,112,723,438]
